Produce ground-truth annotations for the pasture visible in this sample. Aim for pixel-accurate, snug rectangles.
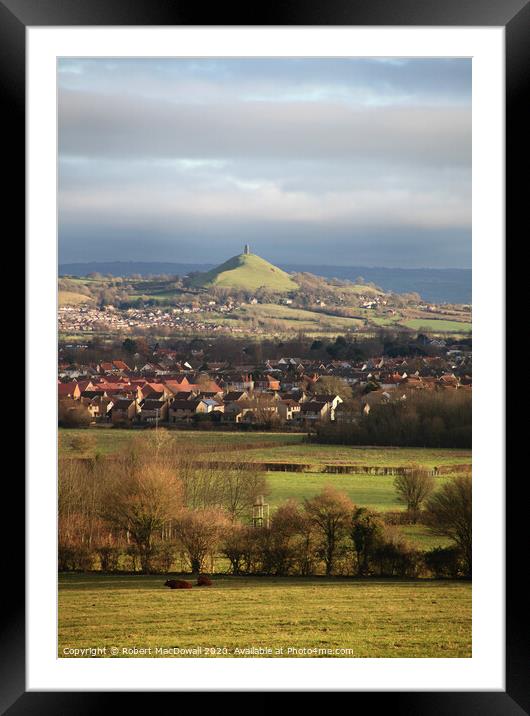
[59,428,468,548]
[59,428,471,469]
[58,573,471,658]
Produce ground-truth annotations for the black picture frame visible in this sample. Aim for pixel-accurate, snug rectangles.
[5,0,525,709]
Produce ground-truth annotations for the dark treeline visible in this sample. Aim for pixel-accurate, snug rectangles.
[59,329,470,367]
[315,390,472,449]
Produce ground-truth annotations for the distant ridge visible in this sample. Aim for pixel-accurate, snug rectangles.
[59,261,471,303]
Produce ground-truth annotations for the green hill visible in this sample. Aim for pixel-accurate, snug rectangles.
[189,251,299,292]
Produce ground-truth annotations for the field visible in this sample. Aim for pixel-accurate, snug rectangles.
[58,574,471,658]
[234,303,363,331]
[58,290,94,306]
[60,428,469,549]
[401,318,472,333]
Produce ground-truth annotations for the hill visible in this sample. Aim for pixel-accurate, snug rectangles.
[189,251,298,292]
[58,290,94,306]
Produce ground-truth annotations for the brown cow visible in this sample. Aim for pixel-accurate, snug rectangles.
[197,575,213,587]
[164,579,192,589]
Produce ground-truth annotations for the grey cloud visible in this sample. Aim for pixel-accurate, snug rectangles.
[59,90,470,167]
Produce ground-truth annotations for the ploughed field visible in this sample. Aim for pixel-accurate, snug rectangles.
[58,573,472,658]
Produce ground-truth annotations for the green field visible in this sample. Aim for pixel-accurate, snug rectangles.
[59,428,471,467]
[59,428,303,456]
[58,573,471,658]
[58,290,94,306]
[60,428,467,549]
[235,303,363,331]
[267,471,449,515]
[402,318,472,333]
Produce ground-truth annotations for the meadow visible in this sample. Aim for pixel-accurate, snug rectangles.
[58,573,471,658]
[60,428,468,549]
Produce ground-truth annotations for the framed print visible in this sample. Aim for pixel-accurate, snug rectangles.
[4,0,527,709]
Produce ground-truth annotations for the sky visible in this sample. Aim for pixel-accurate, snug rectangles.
[58,58,471,268]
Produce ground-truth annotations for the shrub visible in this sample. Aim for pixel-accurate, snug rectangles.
[424,546,464,578]
[58,544,95,572]
[150,543,176,573]
[372,530,423,578]
[96,546,121,572]
[68,433,97,453]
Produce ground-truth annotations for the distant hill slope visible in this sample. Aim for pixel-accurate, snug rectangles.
[59,261,471,303]
[58,291,94,306]
[189,252,299,292]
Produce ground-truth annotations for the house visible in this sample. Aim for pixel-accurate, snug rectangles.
[223,390,249,403]
[111,398,139,424]
[164,377,195,395]
[307,394,343,420]
[168,398,212,423]
[142,382,172,400]
[80,395,113,421]
[277,399,301,421]
[139,399,168,424]
[299,401,330,424]
[222,373,254,392]
[254,374,281,392]
[58,382,81,400]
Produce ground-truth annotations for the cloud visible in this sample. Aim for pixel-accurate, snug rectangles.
[58,58,471,268]
[59,90,470,167]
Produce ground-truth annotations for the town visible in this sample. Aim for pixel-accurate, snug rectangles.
[59,341,471,431]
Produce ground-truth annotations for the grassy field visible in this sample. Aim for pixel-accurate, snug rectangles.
[402,318,472,332]
[58,290,94,306]
[59,428,471,468]
[266,471,450,513]
[235,303,363,331]
[59,428,303,456]
[58,574,471,658]
[59,428,467,549]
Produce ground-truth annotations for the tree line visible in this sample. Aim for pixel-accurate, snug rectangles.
[315,389,472,449]
[59,432,471,579]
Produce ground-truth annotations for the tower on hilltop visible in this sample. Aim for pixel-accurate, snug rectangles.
[244,244,250,255]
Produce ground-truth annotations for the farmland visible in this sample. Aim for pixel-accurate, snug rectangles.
[58,573,471,658]
[59,428,469,549]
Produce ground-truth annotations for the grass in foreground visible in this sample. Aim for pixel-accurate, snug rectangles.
[58,574,471,658]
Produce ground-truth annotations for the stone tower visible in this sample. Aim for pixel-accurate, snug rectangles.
[244,244,250,255]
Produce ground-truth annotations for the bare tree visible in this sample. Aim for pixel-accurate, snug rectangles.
[393,467,436,523]
[220,464,269,520]
[304,486,353,575]
[174,507,230,575]
[100,459,182,573]
[425,474,472,576]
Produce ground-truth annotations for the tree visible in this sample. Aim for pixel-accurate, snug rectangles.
[393,468,435,523]
[312,375,352,399]
[58,399,91,428]
[220,465,269,521]
[221,523,252,575]
[350,507,383,575]
[174,507,230,575]
[122,338,138,355]
[100,461,182,573]
[425,475,472,576]
[304,487,353,575]
[264,500,307,576]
